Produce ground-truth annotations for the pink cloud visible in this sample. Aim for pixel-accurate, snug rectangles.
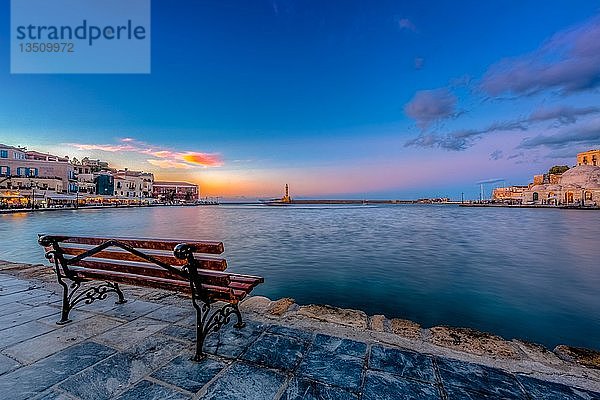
[481,14,600,96]
[404,88,458,129]
[67,138,222,169]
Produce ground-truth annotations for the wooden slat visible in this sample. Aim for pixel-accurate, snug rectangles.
[42,235,224,254]
[68,267,245,302]
[229,281,254,291]
[72,259,186,281]
[70,260,231,287]
[61,247,227,271]
[230,274,264,285]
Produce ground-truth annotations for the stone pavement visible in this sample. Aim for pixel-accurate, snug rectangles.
[1,271,599,399]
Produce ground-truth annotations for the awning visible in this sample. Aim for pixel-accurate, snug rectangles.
[45,194,77,200]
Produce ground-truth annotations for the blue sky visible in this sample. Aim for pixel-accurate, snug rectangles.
[1,0,599,199]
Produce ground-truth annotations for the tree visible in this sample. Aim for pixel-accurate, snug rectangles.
[549,165,569,175]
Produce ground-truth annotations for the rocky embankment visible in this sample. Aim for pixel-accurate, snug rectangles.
[2,260,599,393]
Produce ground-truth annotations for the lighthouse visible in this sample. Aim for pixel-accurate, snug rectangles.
[281,184,292,203]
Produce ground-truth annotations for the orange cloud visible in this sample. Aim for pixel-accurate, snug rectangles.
[182,152,222,166]
[147,159,193,169]
[66,138,222,169]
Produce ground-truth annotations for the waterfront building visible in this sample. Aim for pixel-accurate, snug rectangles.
[77,172,97,195]
[577,149,600,166]
[522,165,600,206]
[153,181,199,202]
[533,173,562,185]
[72,157,111,174]
[491,186,528,204]
[95,173,115,196]
[113,169,154,199]
[1,144,78,208]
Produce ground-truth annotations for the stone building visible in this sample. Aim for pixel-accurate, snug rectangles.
[522,165,600,206]
[577,149,600,167]
[0,144,77,194]
[492,186,528,203]
[152,181,199,202]
[113,169,154,198]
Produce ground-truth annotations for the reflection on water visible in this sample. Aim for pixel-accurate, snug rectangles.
[1,204,599,350]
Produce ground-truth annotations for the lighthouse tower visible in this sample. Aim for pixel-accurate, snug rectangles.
[281,184,292,203]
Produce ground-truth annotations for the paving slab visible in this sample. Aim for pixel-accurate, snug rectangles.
[0,320,56,349]
[18,291,61,307]
[0,305,58,330]
[201,362,286,400]
[94,317,168,351]
[436,356,527,399]
[0,288,53,306]
[86,299,162,321]
[0,280,39,295]
[282,377,358,400]
[203,320,267,359]
[312,334,367,358]
[0,273,17,282]
[144,305,192,323]
[369,345,435,384]
[516,375,600,400]
[116,379,191,400]
[152,355,228,393]
[0,354,20,375]
[268,324,314,342]
[0,302,32,317]
[442,384,516,400]
[363,370,442,400]
[58,334,186,400]
[242,332,308,371]
[161,324,196,342]
[0,341,115,400]
[297,350,364,393]
[33,389,80,400]
[36,308,96,326]
[4,315,123,364]
[296,334,367,393]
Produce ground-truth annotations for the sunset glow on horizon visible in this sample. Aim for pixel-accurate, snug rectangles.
[2,1,600,199]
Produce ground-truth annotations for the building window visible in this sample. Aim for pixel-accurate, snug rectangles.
[532,192,539,201]
[0,150,7,158]
[0,166,9,175]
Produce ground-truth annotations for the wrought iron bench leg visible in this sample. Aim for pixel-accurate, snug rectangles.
[113,283,127,304]
[54,274,127,325]
[56,275,72,325]
[233,304,245,329]
[191,299,246,361]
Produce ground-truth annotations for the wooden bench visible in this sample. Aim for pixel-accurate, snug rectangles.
[38,234,264,361]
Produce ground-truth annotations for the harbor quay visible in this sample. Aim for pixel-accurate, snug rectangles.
[0,260,599,400]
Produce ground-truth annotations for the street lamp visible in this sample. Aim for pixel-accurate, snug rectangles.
[30,179,37,211]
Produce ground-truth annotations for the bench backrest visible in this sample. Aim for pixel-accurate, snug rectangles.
[38,234,229,285]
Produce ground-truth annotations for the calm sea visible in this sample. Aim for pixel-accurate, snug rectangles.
[1,204,599,350]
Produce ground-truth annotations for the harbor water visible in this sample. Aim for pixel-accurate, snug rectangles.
[1,204,598,350]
